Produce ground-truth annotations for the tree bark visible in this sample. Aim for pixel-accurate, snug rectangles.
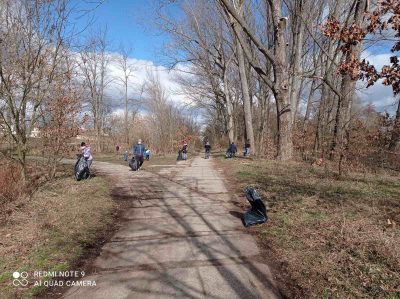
[330,0,367,158]
[302,79,317,131]
[223,69,235,143]
[289,0,306,125]
[231,0,255,154]
[389,97,400,150]
[275,88,293,160]
[236,38,256,154]
[272,1,293,160]
[124,76,129,145]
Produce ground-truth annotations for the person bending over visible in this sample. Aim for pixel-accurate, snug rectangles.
[229,142,237,157]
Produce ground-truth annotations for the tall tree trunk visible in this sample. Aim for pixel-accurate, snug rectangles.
[223,69,235,143]
[17,140,27,183]
[95,95,102,152]
[389,97,400,150]
[301,79,317,159]
[273,1,293,160]
[302,79,317,131]
[289,0,306,125]
[330,93,342,159]
[275,88,292,160]
[230,0,256,153]
[314,81,330,156]
[258,90,270,155]
[230,0,256,154]
[330,0,367,159]
[236,40,255,154]
[219,0,292,159]
[124,77,129,145]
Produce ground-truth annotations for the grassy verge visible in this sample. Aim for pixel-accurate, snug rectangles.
[0,172,115,298]
[216,155,400,299]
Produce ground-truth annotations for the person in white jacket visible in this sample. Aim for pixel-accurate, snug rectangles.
[80,142,93,169]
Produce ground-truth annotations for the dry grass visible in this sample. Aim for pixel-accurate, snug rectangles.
[0,173,115,298]
[217,155,400,298]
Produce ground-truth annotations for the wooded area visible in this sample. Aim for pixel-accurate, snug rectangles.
[0,0,198,187]
[1,0,399,185]
[158,0,399,170]
[0,0,399,298]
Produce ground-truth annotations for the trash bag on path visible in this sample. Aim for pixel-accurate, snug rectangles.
[75,156,90,181]
[177,150,183,161]
[129,156,138,171]
[243,187,267,227]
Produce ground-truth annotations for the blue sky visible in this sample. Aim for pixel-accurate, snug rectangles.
[68,0,397,113]
[69,0,171,62]
[69,1,394,61]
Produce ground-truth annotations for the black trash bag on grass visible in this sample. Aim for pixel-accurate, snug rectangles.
[129,156,138,171]
[243,187,267,227]
[225,150,233,159]
[177,150,183,161]
[75,156,90,181]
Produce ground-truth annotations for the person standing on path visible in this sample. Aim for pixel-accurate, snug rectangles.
[80,142,93,169]
[182,141,188,160]
[204,141,211,159]
[133,139,146,170]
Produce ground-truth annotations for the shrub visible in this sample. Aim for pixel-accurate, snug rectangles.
[0,159,23,207]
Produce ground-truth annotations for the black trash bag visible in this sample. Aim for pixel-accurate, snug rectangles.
[75,156,90,181]
[129,157,138,171]
[243,187,267,227]
[225,150,233,159]
[177,150,183,161]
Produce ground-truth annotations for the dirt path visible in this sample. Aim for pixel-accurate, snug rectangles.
[63,156,279,298]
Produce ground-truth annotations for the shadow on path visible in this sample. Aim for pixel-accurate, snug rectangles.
[62,157,281,299]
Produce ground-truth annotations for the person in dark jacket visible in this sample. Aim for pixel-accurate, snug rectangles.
[133,139,146,170]
[182,142,188,160]
[228,142,237,157]
[204,141,211,159]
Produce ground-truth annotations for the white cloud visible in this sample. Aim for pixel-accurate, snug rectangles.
[111,108,125,117]
[104,52,191,108]
[91,51,399,117]
[361,51,393,69]
[357,51,397,113]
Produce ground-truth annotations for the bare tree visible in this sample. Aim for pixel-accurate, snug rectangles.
[116,45,136,146]
[78,29,111,152]
[218,0,294,160]
[229,0,256,154]
[154,0,240,144]
[0,0,76,181]
[39,55,83,179]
